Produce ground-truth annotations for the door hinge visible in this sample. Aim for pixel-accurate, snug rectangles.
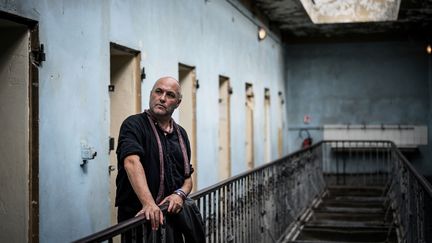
[109,137,115,152]
[141,67,146,81]
[31,44,46,67]
[108,84,115,92]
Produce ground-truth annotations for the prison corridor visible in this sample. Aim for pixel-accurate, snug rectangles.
[74,140,432,243]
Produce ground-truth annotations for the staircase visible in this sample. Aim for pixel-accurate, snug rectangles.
[289,186,398,243]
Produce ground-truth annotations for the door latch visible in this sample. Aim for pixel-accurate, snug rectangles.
[108,165,116,174]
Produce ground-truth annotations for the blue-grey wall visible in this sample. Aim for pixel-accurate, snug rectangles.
[285,41,431,175]
[0,0,287,242]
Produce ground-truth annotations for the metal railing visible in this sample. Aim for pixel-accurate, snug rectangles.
[317,140,432,243]
[73,140,432,243]
[73,204,168,243]
[388,143,432,243]
[191,144,325,243]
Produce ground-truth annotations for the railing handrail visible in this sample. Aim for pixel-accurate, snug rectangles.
[73,204,168,243]
[73,140,432,243]
[72,215,147,243]
[389,142,432,198]
[191,140,396,199]
[191,139,432,200]
[319,139,432,198]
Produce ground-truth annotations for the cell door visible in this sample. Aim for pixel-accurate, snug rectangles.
[245,83,254,170]
[109,43,141,225]
[0,15,39,243]
[178,64,197,189]
[264,88,271,163]
[218,76,231,180]
[277,91,284,157]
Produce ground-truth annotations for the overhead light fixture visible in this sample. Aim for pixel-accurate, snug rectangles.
[258,26,267,41]
[427,44,432,55]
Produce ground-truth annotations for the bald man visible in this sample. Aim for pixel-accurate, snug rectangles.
[115,77,204,243]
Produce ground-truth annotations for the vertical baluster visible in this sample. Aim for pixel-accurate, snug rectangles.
[203,194,207,242]
[372,141,376,184]
[235,180,239,243]
[213,190,217,243]
[248,172,252,241]
[385,142,389,184]
[232,182,236,243]
[240,178,244,243]
[344,141,349,186]
[243,177,246,243]
[218,189,221,243]
[252,171,257,241]
[228,182,233,243]
[257,171,261,243]
[209,191,213,243]
[244,177,248,243]
[248,175,251,242]
[387,142,390,184]
[236,180,244,242]
[221,185,228,243]
[274,166,278,237]
[215,190,218,243]
[374,142,384,184]
[237,179,241,243]
[242,176,246,243]
[227,183,232,243]
[336,141,340,185]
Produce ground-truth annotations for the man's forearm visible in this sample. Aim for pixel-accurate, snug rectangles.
[124,155,155,206]
[179,177,193,196]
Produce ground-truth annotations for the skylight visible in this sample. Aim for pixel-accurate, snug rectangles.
[299,0,401,24]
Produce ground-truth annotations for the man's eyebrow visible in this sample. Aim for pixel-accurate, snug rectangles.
[154,87,178,94]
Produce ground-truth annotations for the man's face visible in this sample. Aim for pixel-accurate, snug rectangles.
[149,78,181,118]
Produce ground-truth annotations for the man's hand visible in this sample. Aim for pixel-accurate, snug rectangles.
[135,202,164,231]
[159,194,184,214]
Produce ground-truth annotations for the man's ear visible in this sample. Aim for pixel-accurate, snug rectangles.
[176,98,182,108]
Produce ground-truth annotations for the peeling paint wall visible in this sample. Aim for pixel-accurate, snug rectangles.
[285,41,431,175]
[0,0,286,242]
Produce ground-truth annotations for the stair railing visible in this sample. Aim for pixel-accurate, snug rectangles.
[387,143,432,243]
[319,140,432,243]
[190,145,326,243]
[73,140,432,243]
[73,143,327,243]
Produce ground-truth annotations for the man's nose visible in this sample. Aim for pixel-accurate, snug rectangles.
[159,93,166,102]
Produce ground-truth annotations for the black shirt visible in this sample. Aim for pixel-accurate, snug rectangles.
[115,112,192,209]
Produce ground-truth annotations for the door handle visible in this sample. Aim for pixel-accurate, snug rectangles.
[108,165,116,175]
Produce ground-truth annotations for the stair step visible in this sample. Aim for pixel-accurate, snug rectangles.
[316,206,384,214]
[305,220,392,228]
[326,187,386,198]
[317,201,385,209]
[329,196,386,202]
[295,225,397,242]
[312,211,392,222]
